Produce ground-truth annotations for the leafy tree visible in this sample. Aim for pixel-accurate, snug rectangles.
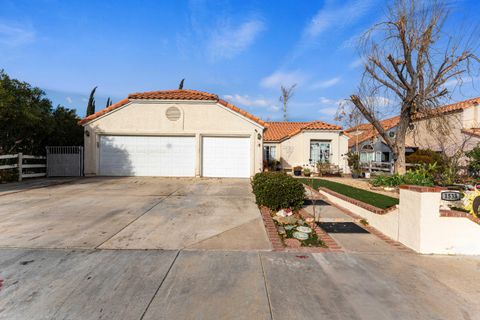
[105,97,112,108]
[0,70,83,155]
[178,78,185,90]
[86,86,97,116]
[46,106,84,147]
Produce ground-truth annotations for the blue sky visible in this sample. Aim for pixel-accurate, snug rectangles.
[1,0,479,122]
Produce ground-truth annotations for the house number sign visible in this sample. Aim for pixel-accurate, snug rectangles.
[440,191,463,202]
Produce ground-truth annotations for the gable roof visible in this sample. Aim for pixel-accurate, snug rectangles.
[264,121,342,142]
[79,89,267,127]
[345,97,480,148]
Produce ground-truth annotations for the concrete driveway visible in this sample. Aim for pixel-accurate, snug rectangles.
[0,249,479,319]
[0,177,271,251]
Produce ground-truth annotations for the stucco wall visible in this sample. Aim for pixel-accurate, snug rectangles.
[276,131,349,172]
[83,100,264,176]
[320,186,480,255]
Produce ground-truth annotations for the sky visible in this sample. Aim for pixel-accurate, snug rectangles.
[1,0,479,123]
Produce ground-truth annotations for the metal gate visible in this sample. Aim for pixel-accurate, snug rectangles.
[46,146,84,177]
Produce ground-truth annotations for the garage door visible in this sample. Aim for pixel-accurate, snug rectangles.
[202,137,250,178]
[99,135,195,176]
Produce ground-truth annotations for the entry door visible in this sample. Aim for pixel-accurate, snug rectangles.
[202,137,251,178]
[99,135,195,176]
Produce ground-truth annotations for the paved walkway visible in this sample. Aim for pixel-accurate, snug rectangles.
[0,248,479,319]
[303,198,400,253]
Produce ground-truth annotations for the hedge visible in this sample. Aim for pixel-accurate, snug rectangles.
[252,172,305,211]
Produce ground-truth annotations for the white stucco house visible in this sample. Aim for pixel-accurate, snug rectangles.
[80,89,349,178]
[263,122,349,173]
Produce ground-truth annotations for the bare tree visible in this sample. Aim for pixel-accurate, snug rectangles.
[335,100,365,153]
[279,84,297,121]
[350,0,479,174]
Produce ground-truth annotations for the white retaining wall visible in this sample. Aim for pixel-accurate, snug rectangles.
[319,186,480,255]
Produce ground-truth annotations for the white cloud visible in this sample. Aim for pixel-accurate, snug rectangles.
[0,22,35,46]
[66,96,73,104]
[260,70,306,89]
[208,19,265,60]
[317,96,343,115]
[223,94,269,107]
[223,94,280,112]
[304,0,375,38]
[310,77,341,90]
[349,58,365,69]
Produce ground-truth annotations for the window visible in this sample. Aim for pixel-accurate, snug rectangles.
[263,145,276,163]
[310,140,330,164]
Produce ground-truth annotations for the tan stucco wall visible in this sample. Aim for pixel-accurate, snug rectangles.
[274,131,349,172]
[405,109,480,160]
[83,100,264,176]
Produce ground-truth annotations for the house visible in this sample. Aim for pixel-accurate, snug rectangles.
[79,89,348,178]
[263,121,349,172]
[345,97,480,163]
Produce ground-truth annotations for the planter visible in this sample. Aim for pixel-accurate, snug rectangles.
[294,170,302,176]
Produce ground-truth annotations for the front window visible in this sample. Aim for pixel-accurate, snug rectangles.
[310,140,330,164]
[263,145,276,163]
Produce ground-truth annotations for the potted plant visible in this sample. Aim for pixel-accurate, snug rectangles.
[303,168,311,177]
[352,169,362,179]
[346,152,361,178]
[293,166,302,176]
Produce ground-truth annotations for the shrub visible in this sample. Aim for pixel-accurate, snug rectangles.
[370,164,435,187]
[252,172,305,211]
[406,149,443,165]
[466,146,480,177]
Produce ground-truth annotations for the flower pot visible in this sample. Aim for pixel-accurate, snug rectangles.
[294,170,302,176]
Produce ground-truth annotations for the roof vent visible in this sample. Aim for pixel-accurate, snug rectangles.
[166,106,181,121]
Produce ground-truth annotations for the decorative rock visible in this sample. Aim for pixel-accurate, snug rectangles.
[296,226,312,233]
[277,226,286,235]
[297,219,305,226]
[284,224,296,230]
[276,209,287,217]
[284,238,302,248]
[273,215,297,225]
[293,231,309,240]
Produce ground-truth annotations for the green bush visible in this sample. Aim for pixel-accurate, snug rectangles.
[252,172,305,211]
[370,164,436,187]
[406,149,444,166]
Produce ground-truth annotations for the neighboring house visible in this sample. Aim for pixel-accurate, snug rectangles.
[79,89,349,178]
[345,97,480,163]
[263,121,349,173]
[80,90,266,178]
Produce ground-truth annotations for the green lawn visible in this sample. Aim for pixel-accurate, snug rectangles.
[299,178,399,210]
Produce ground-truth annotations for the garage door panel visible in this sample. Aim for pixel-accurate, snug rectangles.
[202,137,250,178]
[100,136,195,177]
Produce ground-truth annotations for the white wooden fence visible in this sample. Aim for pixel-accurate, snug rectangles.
[0,153,46,181]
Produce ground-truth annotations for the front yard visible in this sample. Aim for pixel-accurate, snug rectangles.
[298,178,399,209]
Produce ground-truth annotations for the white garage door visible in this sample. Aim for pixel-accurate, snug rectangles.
[202,137,250,178]
[99,135,195,176]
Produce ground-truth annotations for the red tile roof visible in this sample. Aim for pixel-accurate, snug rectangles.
[345,97,480,148]
[79,89,267,127]
[264,121,342,142]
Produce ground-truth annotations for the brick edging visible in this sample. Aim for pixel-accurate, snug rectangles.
[259,207,343,253]
[298,209,343,252]
[440,209,480,225]
[399,185,445,193]
[259,207,284,252]
[305,184,397,215]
